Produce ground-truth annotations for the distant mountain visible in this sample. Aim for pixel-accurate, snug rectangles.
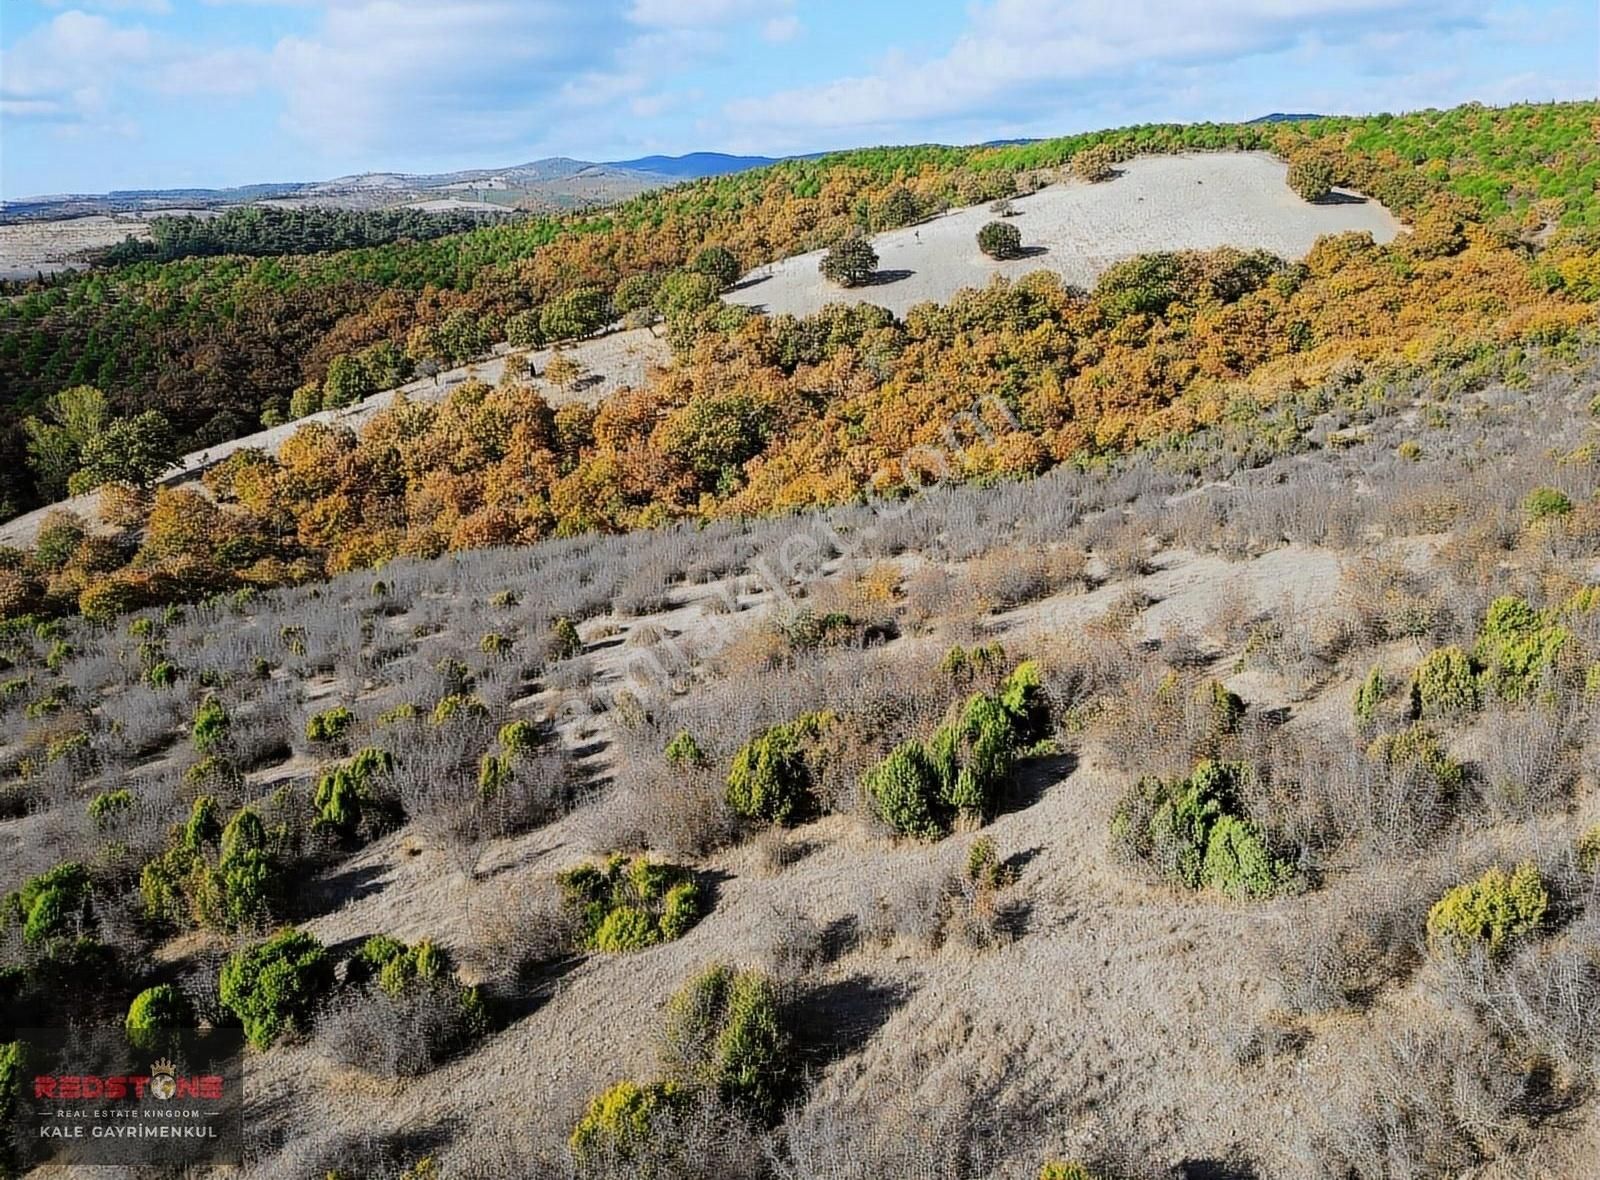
[2,152,789,224]
[607,151,781,178]
[1248,113,1326,124]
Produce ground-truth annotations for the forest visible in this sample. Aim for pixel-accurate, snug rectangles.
[1,101,1598,624]
[86,205,517,269]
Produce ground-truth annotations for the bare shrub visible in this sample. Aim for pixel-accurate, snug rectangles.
[1307,1025,1544,1179]
[967,547,1055,611]
[315,983,481,1078]
[757,902,831,983]
[1470,704,1572,820]
[465,876,577,982]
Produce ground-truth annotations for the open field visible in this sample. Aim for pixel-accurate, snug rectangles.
[726,153,1402,319]
[0,214,153,279]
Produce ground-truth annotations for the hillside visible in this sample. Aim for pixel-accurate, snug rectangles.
[5,100,1600,1180]
[4,337,1600,1177]
[0,150,1396,550]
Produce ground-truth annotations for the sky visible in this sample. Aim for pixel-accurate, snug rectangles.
[1,0,1596,198]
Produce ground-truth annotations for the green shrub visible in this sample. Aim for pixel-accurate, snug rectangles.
[1474,595,1569,702]
[863,739,944,838]
[1579,825,1600,873]
[144,659,181,688]
[1040,1164,1101,1180]
[184,795,221,853]
[965,834,1017,891]
[1409,646,1481,717]
[479,631,512,657]
[87,788,133,826]
[660,965,794,1123]
[864,662,1046,838]
[664,730,706,768]
[218,928,333,1049]
[592,906,659,952]
[499,720,540,756]
[726,711,834,825]
[1,1040,26,1176]
[1365,723,1465,792]
[430,694,487,725]
[125,984,195,1050]
[552,616,582,659]
[558,856,702,952]
[313,747,394,838]
[569,1079,688,1167]
[143,803,285,932]
[941,642,1006,682]
[4,862,93,949]
[1352,666,1387,728]
[305,705,355,744]
[191,696,230,753]
[999,660,1051,745]
[1111,761,1297,898]
[1524,486,1574,521]
[1427,862,1549,958]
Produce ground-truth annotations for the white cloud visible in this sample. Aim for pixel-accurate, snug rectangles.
[761,14,801,42]
[724,0,1491,135]
[2,10,266,132]
[628,0,786,27]
[39,0,173,14]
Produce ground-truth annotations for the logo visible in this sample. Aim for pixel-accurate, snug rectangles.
[148,1059,177,1102]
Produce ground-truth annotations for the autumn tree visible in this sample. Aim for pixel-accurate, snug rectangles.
[820,234,878,287]
[1287,151,1336,202]
[1072,144,1117,183]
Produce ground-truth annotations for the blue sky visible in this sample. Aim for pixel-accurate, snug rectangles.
[2,0,1595,197]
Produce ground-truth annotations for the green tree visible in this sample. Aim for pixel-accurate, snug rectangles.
[819,235,878,287]
[539,288,611,342]
[24,385,109,499]
[977,220,1023,259]
[322,353,377,410]
[690,245,741,289]
[71,411,179,492]
[653,270,720,321]
[657,391,774,493]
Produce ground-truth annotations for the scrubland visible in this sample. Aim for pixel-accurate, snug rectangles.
[6,334,1600,1178]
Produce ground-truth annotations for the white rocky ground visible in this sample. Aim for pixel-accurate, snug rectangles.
[726,152,1402,320]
